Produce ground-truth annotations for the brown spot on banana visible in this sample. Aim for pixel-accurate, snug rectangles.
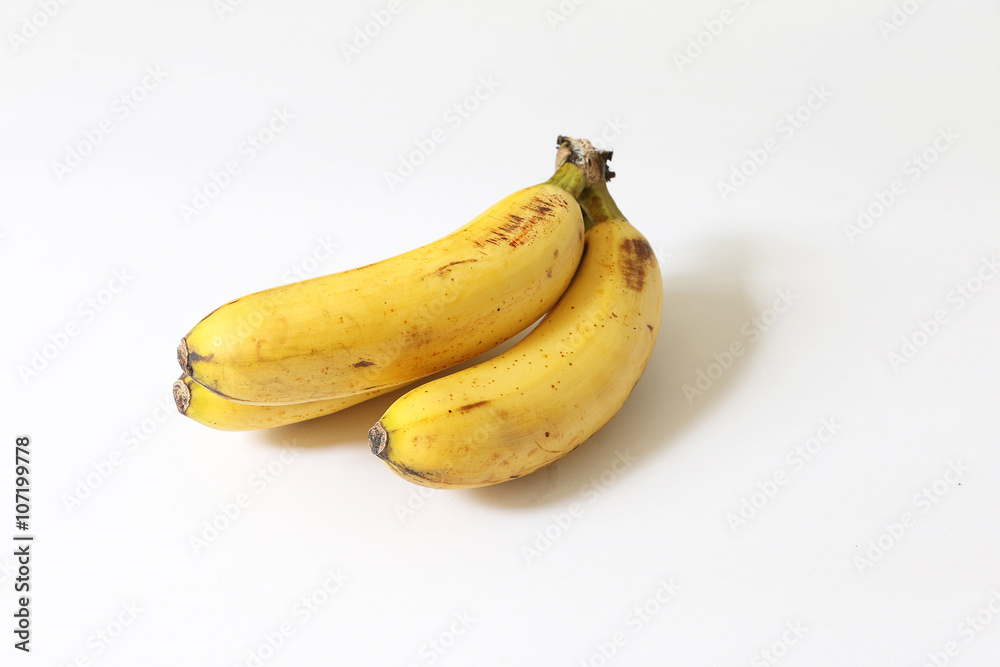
[177,338,214,376]
[459,400,490,412]
[354,360,375,367]
[619,238,655,291]
[434,259,478,275]
[384,457,437,484]
[529,200,553,216]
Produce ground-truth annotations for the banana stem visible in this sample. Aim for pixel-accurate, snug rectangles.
[546,161,588,199]
[578,179,626,227]
[555,136,602,182]
[553,135,623,229]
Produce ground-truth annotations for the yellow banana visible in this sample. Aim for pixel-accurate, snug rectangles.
[178,154,594,406]
[171,374,401,431]
[369,147,662,489]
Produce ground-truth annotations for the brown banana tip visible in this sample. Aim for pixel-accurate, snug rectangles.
[172,379,191,414]
[555,143,573,174]
[597,149,615,181]
[369,421,388,458]
[177,338,192,375]
[554,136,603,186]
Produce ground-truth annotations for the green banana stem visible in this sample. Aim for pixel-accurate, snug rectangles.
[546,161,589,200]
[549,135,604,200]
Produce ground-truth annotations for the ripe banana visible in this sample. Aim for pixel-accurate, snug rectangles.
[172,375,401,431]
[178,153,594,406]
[369,148,662,489]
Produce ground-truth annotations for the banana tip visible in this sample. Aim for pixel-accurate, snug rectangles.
[555,136,604,185]
[177,338,192,375]
[369,421,388,458]
[172,379,191,414]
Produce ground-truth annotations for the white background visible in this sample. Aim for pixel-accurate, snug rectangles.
[2,1,999,665]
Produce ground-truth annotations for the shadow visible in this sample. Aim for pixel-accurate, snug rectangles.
[469,238,761,509]
[257,386,405,449]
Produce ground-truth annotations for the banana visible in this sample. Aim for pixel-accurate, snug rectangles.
[178,151,596,406]
[171,374,402,431]
[369,145,662,489]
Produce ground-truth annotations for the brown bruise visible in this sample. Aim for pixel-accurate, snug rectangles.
[619,238,655,291]
[435,258,478,275]
[384,456,437,483]
[483,193,573,249]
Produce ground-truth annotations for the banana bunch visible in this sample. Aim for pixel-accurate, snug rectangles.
[174,136,662,489]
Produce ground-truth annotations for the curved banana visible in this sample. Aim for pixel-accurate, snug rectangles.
[171,375,401,431]
[178,155,593,406]
[369,151,662,489]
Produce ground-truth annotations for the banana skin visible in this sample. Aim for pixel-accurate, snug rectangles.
[172,374,404,431]
[178,161,591,406]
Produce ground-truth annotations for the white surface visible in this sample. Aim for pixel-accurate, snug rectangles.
[2,1,999,665]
